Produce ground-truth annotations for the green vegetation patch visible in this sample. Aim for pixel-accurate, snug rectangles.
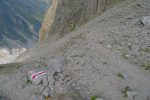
[90,96,103,100]
[141,63,150,71]
[69,23,76,32]
[141,47,150,53]
[22,76,32,88]
[121,86,132,98]
[116,73,124,80]
[91,96,98,100]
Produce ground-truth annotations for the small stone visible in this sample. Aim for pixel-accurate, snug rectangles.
[127,91,138,99]
[53,84,82,100]
[96,98,103,100]
[107,45,112,49]
[43,87,51,97]
[36,96,44,100]
[32,74,48,87]
[33,86,39,94]
[54,75,59,82]
[103,61,107,64]
[128,42,132,46]
[125,54,132,58]
[33,78,42,85]
[54,65,63,73]
[38,85,45,94]
[133,59,138,63]
[42,75,49,87]
[72,83,77,87]
[127,42,132,49]
[141,16,150,26]
[49,85,56,97]
[75,86,81,91]
[33,85,45,94]
[122,73,130,81]
[48,75,55,85]
[117,46,123,50]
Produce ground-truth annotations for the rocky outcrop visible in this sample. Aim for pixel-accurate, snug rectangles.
[39,0,124,41]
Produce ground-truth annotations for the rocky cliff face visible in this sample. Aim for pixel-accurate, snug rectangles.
[39,0,124,41]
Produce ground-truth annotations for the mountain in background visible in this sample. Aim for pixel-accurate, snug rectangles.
[0,0,51,49]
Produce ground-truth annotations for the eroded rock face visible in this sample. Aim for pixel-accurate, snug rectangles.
[39,0,124,41]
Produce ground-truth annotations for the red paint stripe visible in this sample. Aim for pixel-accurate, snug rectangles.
[31,71,45,79]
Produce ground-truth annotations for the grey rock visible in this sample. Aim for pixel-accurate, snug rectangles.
[32,74,48,87]
[42,75,49,87]
[75,86,81,91]
[107,44,112,49]
[48,75,55,85]
[72,83,77,87]
[35,95,44,100]
[55,65,63,73]
[33,78,42,85]
[33,86,39,94]
[54,84,82,100]
[33,84,47,95]
[49,85,56,97]
[127,91,138,100]
[38,85,46,94]
[96,98,103,100]
[43,87,51,97]
[125,54,132,59]
[141,16,150,26]
[122,73,129,81]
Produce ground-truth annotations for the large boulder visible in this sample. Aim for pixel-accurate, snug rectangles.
[50,84,82,100]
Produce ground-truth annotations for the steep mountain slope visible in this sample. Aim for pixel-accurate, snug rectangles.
[0,0,51,48]
[0,0,150,100]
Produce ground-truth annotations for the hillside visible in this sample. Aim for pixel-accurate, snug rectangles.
[0,0,150,100]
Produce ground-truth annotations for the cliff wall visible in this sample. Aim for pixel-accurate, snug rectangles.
[39,0,124,41]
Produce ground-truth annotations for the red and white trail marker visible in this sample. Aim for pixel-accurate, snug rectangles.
[29,71,47,80]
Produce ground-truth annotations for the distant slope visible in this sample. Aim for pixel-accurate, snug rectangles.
[0,0,51,48]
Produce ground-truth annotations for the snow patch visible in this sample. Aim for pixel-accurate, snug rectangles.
[0,48,27,64]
